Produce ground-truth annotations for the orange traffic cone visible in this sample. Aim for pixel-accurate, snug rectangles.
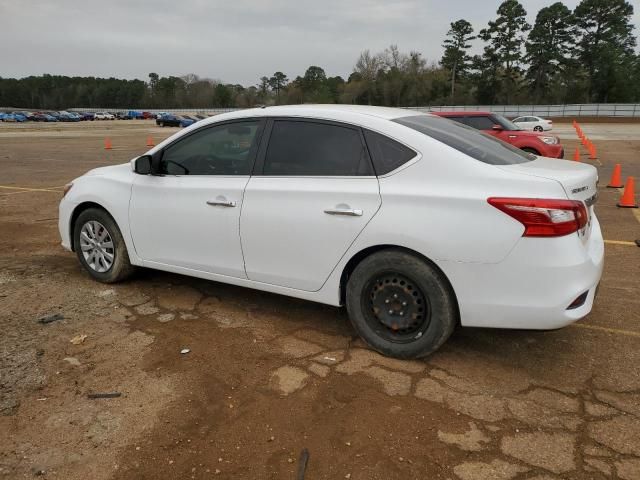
[588,142,597,159]
[617,177,638,208]
[607,164,624,188]
[573,147,581,162]
[146,136,155,147]
[581,136,588,146]
[104,137,112,150]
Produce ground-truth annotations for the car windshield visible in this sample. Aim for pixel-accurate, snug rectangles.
[394,115,534,165]
[492,114,522,131]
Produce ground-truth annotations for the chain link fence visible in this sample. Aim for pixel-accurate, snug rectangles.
[407,104,640,118]
[4,104,640,118]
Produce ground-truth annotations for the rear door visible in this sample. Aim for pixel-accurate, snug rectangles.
[240,118,381,291]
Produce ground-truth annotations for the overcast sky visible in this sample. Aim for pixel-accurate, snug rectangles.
[1,0,638,86]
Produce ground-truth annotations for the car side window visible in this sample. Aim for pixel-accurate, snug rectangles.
[263,120,373,176]
[160,121,261,175]
[445,116,467,126]
[363,130,416,175]
[464,116,496,130]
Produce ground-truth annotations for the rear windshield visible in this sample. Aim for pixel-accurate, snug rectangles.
[393,115,534,165]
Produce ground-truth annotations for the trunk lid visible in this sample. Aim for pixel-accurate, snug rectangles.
[497,157,598,243]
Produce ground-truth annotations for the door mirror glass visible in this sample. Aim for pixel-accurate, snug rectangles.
[134,155,152,175]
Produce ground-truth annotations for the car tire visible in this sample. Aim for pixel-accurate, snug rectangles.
[73,208,135,283]
[534,126,543,132]
[522,147,540,155]
[346,249,457,359]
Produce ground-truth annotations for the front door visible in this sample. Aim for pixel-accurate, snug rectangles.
[129,119,264,277]
[240,119,381,291]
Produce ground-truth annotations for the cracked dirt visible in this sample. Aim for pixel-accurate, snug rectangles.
[0,120,639,479]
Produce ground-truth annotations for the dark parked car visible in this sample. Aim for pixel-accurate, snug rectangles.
[157,113,183,127]
[33,113,58,122]
[13,111,35,120]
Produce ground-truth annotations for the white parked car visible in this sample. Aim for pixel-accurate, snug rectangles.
[95,112,115,120]
[58,105,603,358]
[512,115,553,132]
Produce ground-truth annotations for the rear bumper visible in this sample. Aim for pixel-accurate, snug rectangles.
[438,214,604,330]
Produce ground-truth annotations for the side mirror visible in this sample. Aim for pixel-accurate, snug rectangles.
[492,124,503,131]
[133,155,152,175]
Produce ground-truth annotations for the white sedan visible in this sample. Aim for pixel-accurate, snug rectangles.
[94,112,115,120]
[512,115,553,132]
[58,105,603,358]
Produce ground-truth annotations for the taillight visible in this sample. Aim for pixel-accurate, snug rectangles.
[487,198,588,237]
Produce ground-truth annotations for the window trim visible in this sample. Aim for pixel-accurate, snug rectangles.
[151,118,267,177]
[252,117,376,178]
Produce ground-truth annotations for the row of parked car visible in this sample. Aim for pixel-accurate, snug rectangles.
[0,110,163,122]
[155,112,211,128]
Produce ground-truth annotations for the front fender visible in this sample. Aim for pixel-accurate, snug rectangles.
[59,173,142,265]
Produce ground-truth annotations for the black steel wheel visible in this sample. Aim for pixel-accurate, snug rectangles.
[363,272,431,343]
[346,249,457,358]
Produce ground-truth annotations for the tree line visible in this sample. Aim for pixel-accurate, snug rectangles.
[1,0,638,110]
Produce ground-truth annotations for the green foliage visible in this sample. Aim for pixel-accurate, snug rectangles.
[478,0,531,103]
[441,19,476,101]
[525,2,575,103]
[573,0,636,101]
[268,72,288,102]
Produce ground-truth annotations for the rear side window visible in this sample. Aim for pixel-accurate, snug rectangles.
[394,115,533,165]
[263,120,373,176]
[363,130,416,175]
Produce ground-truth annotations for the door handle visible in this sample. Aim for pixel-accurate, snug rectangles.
[206,199,236,207]
[324,208,363,217]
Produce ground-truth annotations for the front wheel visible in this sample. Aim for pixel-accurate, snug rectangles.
[534,126,543,132]
[73,208,135,283]
[346,250,457,359]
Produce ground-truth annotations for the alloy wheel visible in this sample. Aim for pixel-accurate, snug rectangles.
[79,221,115,273]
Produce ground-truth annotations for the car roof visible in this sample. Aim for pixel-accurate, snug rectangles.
[201,104,428,125]
[432,111,492,117]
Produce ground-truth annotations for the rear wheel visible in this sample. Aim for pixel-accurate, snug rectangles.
[73,208,135,283]
[534,126,543,132]
[346,250,457,359]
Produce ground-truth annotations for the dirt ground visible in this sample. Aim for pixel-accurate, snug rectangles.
[0,119,639,480]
